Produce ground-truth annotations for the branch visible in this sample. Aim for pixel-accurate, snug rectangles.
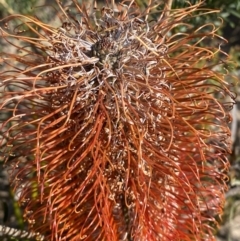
[0,0,14,15]
[165,0,173,16]
[0,225,45,241]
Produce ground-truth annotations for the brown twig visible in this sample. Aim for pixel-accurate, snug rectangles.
[165,0,173,17]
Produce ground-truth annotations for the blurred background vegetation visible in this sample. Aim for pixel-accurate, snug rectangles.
[0,0,239,240]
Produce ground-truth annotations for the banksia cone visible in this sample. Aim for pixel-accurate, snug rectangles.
[0,0,235,240]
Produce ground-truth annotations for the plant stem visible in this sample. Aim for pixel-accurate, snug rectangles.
[0,225,44,241]
[165,0,173,17]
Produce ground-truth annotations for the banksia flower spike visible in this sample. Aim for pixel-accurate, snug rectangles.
[0,0,235,240]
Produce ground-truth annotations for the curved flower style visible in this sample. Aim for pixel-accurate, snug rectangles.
[0,0,235,240]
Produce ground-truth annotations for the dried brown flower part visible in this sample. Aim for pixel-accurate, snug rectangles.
[0,0,235,240]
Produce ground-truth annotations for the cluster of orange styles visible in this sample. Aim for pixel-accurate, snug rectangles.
[0,0,236,240]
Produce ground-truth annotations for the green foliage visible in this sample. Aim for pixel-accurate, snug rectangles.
[171,0,240,28]
[0,0,37,16]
